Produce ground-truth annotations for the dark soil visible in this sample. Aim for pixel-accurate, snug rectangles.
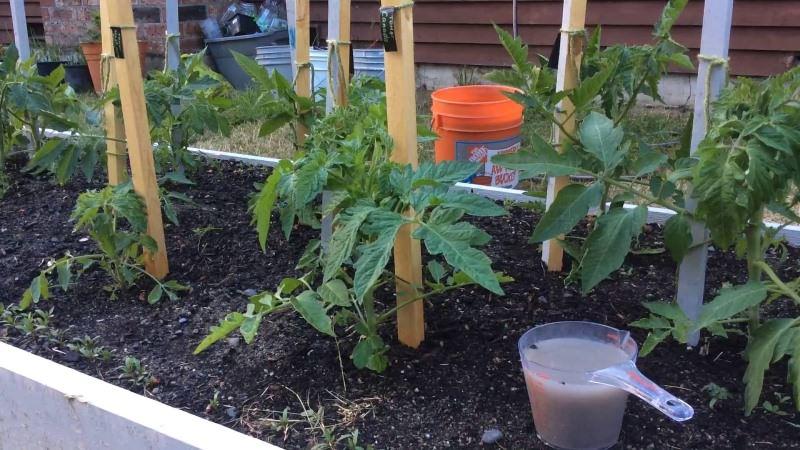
[1,159,798,450]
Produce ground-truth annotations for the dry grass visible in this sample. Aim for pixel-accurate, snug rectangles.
[191,122,297,160]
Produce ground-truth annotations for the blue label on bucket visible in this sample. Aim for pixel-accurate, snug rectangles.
[455,135,521,188]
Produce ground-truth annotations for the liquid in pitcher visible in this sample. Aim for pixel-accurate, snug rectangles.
[522,338,630,450]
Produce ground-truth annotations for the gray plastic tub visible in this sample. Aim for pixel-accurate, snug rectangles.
[353,49,385,80]
[255,45,293,81]
[206,30,289,89]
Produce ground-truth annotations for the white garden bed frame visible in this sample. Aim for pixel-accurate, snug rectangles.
[0,342,282,450]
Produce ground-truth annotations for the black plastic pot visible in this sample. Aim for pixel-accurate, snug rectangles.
[36,61,67,77]
[63,65,94,93]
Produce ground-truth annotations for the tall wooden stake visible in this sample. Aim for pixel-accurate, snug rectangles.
[677,0,734,346]
[381,0,424,348]
[326,0,351,111]
[289,0,311,145]
[10,0,30,60]
[99,1,128,186]
[165,0,180,71]
[542,0,587,271]
[105,0,169,279]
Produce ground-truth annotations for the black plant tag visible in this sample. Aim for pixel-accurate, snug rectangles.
[111,27,124,59]
[380,7,398,52]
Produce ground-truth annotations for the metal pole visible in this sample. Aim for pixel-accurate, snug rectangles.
[10,0,30,60]
[165,0,180,70]
[676,0,734,346]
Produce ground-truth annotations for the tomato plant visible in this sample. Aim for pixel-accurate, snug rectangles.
[195,81,509,371]
[634,67,800,414]
[491,0,693,293]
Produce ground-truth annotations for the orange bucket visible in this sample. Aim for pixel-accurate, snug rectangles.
[431,85,524,188]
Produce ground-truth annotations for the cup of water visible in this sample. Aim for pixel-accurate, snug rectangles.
[518,321,693,450]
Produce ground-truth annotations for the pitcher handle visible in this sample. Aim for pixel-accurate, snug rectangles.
[589,360,694,422]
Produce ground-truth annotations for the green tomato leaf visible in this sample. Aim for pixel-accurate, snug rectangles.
[631,142,668,177]
[570,66,613,110]
[193,312,246,354]
[654,0,689,38]
[640,329,671,356]
[743,319,797,415]
[531,182,604,243]
[415,222,503,295]
[642,301,689,322]
[427,260,447,284]
[147,284,163,304]
[579,112,626,173]
[318,279,351,307]
[695,282,768,330]
[580,206,647,293]
[351,336,388,372]
[353,213,405,301]
[492,134,584,177]
[239,312,264,344]
[663,213,693,263]
[253,161,290,252]
[291,290,335,337]
[324,205,377,282]
[433,191,507,217]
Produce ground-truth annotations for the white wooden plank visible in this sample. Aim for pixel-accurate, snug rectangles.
[676,0,734,346]
[0,343,281,450]
[10,0,30,60]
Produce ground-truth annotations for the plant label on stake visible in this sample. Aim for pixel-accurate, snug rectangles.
[111,27,124,59]
[380,7,398,52]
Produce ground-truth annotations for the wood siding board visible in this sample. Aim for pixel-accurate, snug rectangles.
[0,0,43,44]
[309,0,798,76]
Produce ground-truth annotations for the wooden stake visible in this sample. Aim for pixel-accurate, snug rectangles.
[326,0,351,111]
[291,0,311,145]
[105,0,169,279]
[381,0,424,348]
[542,0,587,271]
[99,1,128,186]
[10,0,30,60]
[677,0,734,346]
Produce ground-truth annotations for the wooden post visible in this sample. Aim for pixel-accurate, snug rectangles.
[676,0,734,346]
[105,0,169,279]
[289,0,311,145]
[542,0,587,271]
[165,0,180,71]
[325,0,351,111]
[99,1,128,186]
[381,0,424,348]
[10,0,30,60]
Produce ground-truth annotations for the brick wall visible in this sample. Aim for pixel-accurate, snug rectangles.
[38,0,230,70]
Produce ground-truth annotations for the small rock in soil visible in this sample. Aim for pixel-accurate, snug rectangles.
[178,317,189,325]
[226,337,240,347]
[63,351,80,362]
[242,289,258,297]
[481,428,503,445]
[225,406,239,419]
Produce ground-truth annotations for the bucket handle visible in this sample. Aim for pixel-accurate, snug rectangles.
[431,113,440,131]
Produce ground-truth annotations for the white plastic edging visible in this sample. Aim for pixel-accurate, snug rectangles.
[0,342,282,450]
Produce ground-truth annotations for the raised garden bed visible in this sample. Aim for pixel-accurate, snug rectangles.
[1,158,798,449]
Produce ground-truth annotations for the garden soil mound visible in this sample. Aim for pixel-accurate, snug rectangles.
[1,160,798,449]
